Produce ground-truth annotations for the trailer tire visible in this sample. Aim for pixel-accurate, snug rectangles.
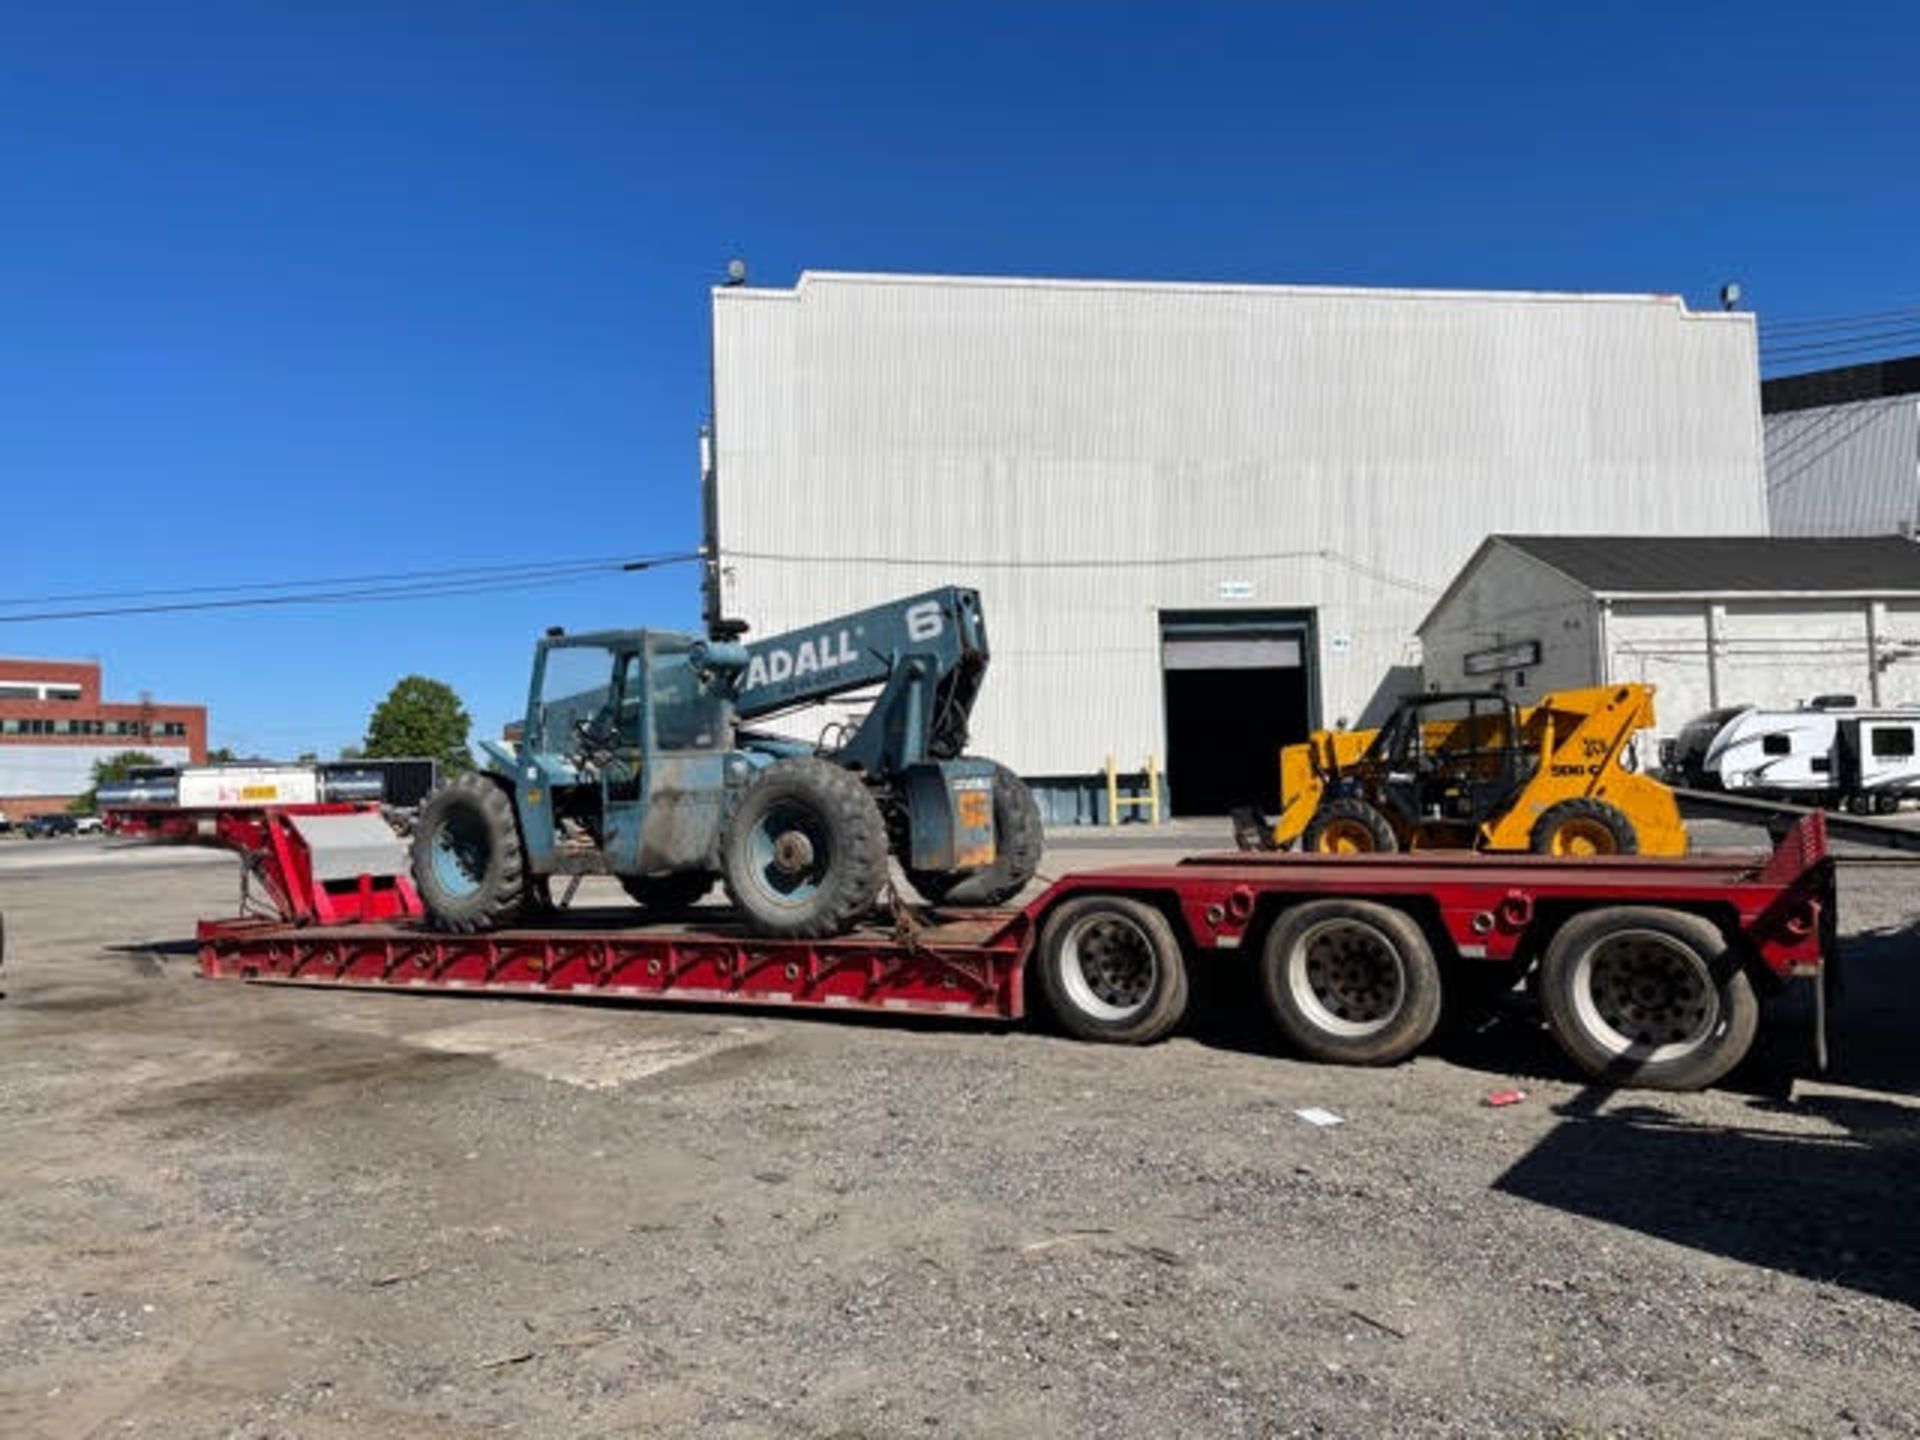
[619,872,714,913]
[1300,798,1399,854]
[1530,798,1638,857]
[907,761,1044,906]
[411,772,530,933]
[1037,895,1189,1043]
[1260,900,1442,1064]
[721,758,887,938]
[1538,906,1758,1091]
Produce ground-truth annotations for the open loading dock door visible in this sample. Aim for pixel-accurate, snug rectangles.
[1161,610,1317,816]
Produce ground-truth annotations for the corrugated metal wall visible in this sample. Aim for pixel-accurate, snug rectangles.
[1766,395,1920,537]
[711,272,1767,785]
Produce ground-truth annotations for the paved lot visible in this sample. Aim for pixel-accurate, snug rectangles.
[2,827,1918,1438]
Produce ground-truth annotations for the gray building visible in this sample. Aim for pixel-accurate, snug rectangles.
[1420,534,1920,743]
[708,270,1767,817]
[1765,357,1920,537]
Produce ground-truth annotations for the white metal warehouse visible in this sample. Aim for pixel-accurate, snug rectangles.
[1764,357,1920,537]
[1420,534,1920,743]
[707,270,1767,817]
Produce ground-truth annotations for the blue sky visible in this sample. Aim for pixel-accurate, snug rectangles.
[2,3,1914,757]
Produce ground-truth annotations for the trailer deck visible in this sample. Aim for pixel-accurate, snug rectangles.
[158,802,1840,1091]
[199,906,1035,1019]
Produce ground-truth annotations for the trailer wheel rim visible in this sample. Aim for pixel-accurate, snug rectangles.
[1549,818,1618,857]
[1057,911,1160,1022]
[745,801,831,908]
[1570,929,1719,1060]
[1287,917,1406,1037]
[429,807,490,898]
[1315,819,1378,854]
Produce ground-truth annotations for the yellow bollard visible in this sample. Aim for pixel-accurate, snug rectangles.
[1106,753,1162,826]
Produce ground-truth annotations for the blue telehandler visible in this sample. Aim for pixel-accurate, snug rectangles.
[409,586,1043,938]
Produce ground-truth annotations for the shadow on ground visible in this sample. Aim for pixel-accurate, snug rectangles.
[1494,1084,1920,1311]
[1396,920,1920,1101]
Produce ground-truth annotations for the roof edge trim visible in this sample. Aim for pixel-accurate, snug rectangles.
[717,269,1743,318]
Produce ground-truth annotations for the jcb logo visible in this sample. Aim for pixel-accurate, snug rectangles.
[905,601,944,643]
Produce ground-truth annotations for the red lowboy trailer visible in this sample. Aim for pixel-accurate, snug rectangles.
[149,802,1841,1092]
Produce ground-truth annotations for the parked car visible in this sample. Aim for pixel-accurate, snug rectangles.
[72,815,104,835]
[22,814,78,839]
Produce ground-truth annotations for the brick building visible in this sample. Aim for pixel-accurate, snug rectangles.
[0,658,207,821]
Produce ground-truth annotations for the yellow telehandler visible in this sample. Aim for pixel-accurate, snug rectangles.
[1240,683,1687,857]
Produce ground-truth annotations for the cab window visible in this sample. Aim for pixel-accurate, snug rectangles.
[648,651,728,752]
[614,653,643,744]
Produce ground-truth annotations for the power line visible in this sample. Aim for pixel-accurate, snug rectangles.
[721,546,1440,595]
[1761,341,1920,372]
[726,543,1318,570]
[1758,330,1920,359]
[0,553,703,623]
[1761,346,1920,374]
[0,549,699,609]
[1760,324,1920,362]
[1760,303,1920,337]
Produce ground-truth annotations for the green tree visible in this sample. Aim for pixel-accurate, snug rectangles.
[68,750,162,814]
[337,743,365,761]
[206,745,236,765]
[364,675,473,773]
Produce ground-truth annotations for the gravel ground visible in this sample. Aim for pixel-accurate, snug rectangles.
[2,827,1918,1439]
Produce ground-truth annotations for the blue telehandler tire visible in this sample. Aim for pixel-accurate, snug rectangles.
[720,757,888,938]
[410,772,530,933]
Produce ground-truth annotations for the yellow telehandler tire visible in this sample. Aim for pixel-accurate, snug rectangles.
[1301,798,1399,855]
[1530,798,1638,857]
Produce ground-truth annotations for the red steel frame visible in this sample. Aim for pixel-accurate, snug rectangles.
[1048,813,1832,982]
[108,804,421,926]
[198,912,1034,1018]
[178,808,1836,1024]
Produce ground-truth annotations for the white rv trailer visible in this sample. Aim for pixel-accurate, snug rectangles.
[1664,698,1920,813]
